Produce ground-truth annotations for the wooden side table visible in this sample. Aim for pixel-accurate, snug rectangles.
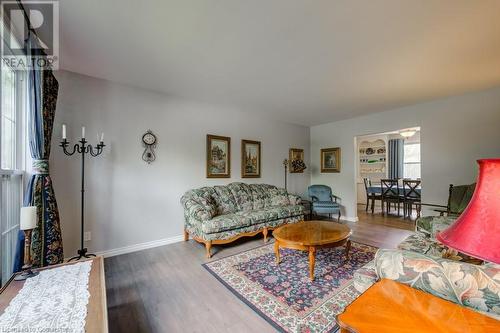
[337,279,500,333]
[300,199,312,220]
[0,256,108,332]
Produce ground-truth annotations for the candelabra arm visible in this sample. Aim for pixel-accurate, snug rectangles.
[88,143,105,157]
[60,140,79,156]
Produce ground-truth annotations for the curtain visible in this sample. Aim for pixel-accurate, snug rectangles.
[388,139,404,179]
[14,33,63,271]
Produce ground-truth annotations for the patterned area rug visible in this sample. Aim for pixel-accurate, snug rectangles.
[203,241,377,333]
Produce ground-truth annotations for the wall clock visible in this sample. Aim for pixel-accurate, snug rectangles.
[142,130,157,164]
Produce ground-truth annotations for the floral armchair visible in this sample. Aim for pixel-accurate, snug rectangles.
[375,249,500,320]
[353,207,500,319]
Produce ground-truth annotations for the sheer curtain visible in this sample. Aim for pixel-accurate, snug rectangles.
[1,24,26,286]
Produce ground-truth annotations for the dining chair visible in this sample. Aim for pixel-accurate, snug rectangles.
[381,179,401,216]
[403,179,421,219]
[363,178,382,214]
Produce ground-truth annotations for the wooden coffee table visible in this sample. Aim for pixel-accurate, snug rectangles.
[337,279,500,333]
[273,220,352,281]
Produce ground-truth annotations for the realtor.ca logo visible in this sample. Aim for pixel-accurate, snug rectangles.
[1,1,59,70]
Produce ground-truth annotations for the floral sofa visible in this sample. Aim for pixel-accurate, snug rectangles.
[181,182,304,258]
[353,215,500,320]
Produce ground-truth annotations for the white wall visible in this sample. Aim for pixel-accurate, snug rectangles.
[51,71,310,255]
[311,86,500,220]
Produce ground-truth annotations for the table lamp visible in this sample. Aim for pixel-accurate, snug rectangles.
[437,159,500,264]
[14,206,40,281]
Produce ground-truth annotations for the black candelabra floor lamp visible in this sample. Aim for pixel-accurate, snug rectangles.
[60,125,105,261]
[283,159,288,190]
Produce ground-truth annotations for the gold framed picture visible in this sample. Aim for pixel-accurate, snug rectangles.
[207,135,231,178]
[289,148,306,173]
[321,147,341,173]
[241,140,261,178]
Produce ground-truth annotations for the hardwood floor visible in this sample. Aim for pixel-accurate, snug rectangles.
[105,209,414,333]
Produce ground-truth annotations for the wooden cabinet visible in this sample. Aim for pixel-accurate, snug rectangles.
[0,257,108,332]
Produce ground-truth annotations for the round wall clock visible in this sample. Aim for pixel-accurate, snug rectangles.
[142,130,157,164]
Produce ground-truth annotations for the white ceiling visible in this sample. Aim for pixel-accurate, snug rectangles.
[54,0,500,126]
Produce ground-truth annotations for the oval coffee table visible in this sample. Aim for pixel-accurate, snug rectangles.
[273,220,352,281]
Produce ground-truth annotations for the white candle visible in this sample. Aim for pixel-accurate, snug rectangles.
[82,126,86,139]
[20,206,37,230]
[62,124,66,140]
[100,132,104,143]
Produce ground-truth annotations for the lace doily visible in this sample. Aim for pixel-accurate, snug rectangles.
[0,260,92,333]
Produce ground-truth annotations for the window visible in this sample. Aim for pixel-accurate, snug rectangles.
[403,142,421,179]
[1,23,27,286]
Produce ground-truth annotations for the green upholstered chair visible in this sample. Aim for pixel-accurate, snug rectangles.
[416,183,475,218]
[415,183,475,237]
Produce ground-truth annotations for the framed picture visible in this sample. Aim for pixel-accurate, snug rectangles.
[321,147,341,173]
[207,135,231,178]
[289,148,305,173]
[241,140,261,178]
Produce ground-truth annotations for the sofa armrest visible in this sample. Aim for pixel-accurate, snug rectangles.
[180,198,213,223]
[288,194,302,205]
[374,249,500,319]
[415,215,456,239]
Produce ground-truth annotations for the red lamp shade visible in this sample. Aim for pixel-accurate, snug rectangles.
[437,159,500,264]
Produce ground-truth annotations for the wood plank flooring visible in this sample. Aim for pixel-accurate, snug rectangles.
[105,209,415,333]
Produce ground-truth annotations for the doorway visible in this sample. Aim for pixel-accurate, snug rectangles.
[355,127,421,220]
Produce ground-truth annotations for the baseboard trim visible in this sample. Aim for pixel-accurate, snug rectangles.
[95,234,184,258]
[342,216,359,222]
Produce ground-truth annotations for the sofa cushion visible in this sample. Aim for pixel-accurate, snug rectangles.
[272,205,304,218]
[236,205,303,224]
[212,186,238,215]
[202,214,253,234]
[375,249,500,319]
[197,192,217,218]
[228,182,254,211]
[236,209,279,224]
[249,184,272,209]
[269,187,290,206]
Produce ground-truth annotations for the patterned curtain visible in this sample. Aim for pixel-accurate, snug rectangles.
[14,33,63,270]
[388,139,404,179]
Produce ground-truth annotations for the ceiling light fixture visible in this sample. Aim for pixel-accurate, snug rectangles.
[399,129,417,138]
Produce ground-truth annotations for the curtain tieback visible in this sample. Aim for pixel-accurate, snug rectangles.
[33,159,49,174]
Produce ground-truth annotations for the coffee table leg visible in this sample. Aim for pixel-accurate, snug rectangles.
[274,241,280,264]
[309,246,316,281]
[345,240,351,260]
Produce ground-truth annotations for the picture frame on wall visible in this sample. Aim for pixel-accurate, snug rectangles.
[321,147,341,173]
[207,134,231,178]
[289,148,305,173]
[241,140,261,178]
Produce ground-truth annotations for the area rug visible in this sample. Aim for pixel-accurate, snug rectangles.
[203,241,377,333]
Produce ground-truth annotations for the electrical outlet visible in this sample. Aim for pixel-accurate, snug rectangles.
[84,231,91,242]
